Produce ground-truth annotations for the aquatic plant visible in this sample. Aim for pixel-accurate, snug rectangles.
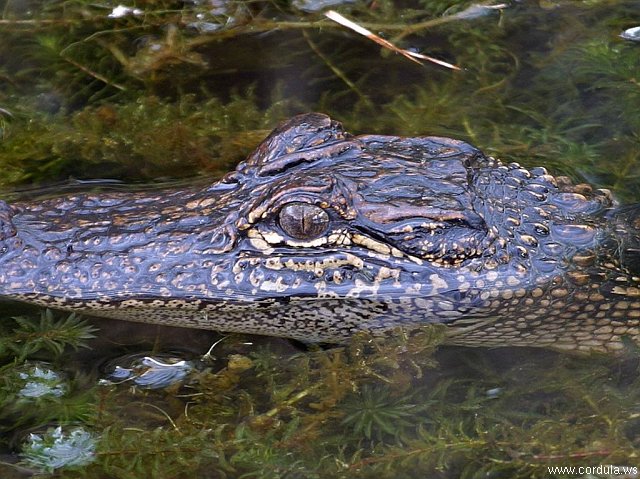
[0,306,638,478]
[20,426,96,473]
[0,0,637,199]
[339,384,431,443]
[0,309,96,362]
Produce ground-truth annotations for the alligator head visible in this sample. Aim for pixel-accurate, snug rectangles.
[1,113,639,352]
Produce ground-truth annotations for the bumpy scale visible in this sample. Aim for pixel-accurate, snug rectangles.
[1,113,640,353]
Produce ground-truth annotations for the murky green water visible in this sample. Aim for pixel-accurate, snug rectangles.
[1,0,639,477]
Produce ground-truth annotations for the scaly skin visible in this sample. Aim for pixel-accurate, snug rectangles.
[1,113,639,353]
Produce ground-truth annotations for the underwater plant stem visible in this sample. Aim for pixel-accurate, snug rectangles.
[302,30,374,109]
[0,19,73,24]
[264,387,316,418]
[391,3,508,43]
[60,55,126,91]
[347,439,488,469]
[143,403,180,430]
[531,449,612,460]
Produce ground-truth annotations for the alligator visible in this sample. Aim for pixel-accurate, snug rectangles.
[1,113,639,353]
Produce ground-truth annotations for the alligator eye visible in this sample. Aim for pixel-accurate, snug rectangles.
[278,202,329,240]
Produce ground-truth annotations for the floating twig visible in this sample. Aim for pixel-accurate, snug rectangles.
[324,10,460,70]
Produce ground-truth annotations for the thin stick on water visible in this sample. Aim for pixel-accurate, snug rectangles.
[324,10,461,71]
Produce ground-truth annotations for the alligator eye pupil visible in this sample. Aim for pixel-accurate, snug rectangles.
[279,202,329,240]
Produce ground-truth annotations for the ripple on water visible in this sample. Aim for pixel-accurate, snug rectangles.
[100,352,195,390]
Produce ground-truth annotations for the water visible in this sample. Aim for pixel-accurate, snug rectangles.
[0,0,639,477]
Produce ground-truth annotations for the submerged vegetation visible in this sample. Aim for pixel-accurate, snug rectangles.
[1,0,639,476]
[0,0,638,197]
[0,312,639,477]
